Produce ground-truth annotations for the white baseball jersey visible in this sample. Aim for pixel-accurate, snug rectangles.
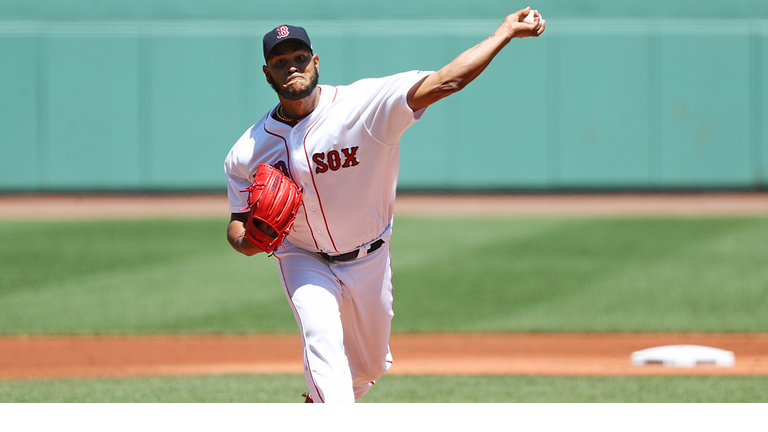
[225,70,432,255]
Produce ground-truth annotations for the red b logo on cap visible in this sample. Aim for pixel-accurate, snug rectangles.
[276,26,290,39]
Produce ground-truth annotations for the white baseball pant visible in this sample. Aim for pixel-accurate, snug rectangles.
[274,229,394,403]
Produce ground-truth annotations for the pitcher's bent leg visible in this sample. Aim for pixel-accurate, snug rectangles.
[335,241,395,400]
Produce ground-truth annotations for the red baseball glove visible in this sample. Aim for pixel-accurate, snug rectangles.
[240,164,303,254]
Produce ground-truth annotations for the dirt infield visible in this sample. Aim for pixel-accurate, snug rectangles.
[2,333,768,379]
[2,192,768,379]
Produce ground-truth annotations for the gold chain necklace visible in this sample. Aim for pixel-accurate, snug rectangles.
[275,104,296,123]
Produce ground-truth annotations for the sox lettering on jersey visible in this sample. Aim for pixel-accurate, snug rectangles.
[313,146,360,174]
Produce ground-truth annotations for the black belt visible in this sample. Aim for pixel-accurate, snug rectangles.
[319,239,385,262]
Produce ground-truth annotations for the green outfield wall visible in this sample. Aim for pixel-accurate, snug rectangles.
[1,0,766,191]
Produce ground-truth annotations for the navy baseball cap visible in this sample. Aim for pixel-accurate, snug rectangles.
[263,25,313,61]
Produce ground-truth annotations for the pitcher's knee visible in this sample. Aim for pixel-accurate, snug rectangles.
[352,357,389,385]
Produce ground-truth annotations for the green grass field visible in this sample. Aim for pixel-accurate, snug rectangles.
[3,374,768,403]
[1,216,767,402]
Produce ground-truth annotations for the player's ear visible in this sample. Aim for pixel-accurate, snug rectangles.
[262,66,273,84]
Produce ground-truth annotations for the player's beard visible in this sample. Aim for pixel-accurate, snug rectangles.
[270,64,319,101]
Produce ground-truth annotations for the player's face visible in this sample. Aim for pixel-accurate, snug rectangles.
[263,42,319,101]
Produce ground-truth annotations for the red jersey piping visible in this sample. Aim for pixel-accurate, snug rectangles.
[302,87,340,253]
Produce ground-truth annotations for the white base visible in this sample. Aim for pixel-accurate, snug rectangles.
[631,345,735,368]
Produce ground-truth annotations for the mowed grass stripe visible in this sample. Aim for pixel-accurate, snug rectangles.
[2,374,767,403]
[1,217,767,334]
[390,217,768,332]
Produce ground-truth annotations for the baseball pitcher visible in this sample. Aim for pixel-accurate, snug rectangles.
[224,8,545,402]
